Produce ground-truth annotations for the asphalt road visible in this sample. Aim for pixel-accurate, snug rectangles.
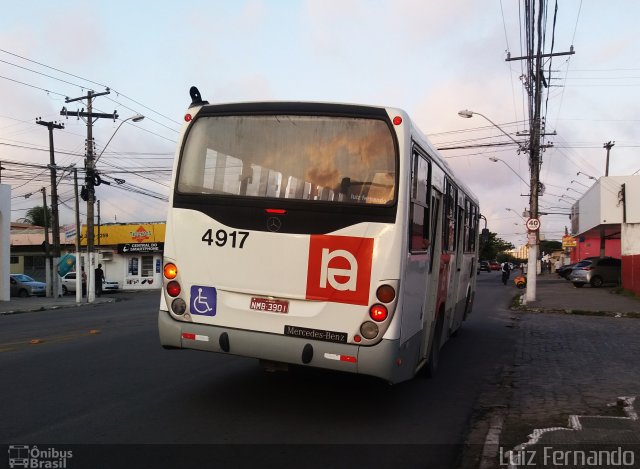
[0,272,517,469]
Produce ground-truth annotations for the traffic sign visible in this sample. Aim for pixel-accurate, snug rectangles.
[526,218,541,231]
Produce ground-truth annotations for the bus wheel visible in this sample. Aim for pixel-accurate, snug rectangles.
[425,315,443,378]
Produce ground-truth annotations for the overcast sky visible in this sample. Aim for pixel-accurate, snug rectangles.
[1,0,638,247]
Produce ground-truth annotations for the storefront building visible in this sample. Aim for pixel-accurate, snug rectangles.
[9,222,166,292]
[80,223,166,290]
[570,176,640,296]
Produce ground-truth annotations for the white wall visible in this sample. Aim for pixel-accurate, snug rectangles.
[577,176,639,234]
[625,178,640,223]
[622,224,640,255]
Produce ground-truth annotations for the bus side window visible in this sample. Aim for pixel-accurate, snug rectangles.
[443,178,457,252]
[409,152,431,252]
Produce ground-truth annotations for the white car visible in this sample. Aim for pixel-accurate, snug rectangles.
[61,272,119,294]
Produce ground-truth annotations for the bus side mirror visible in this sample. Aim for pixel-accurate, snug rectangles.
[480,228,490,244]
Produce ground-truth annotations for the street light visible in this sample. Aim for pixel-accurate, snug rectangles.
[506,207,526,222]
[566,187,584,196]
[457,110,526,152]
[85,114,144,303]
[560,194,577,201]
[576,171,596,180]
[570,179,589,189]
[95,114,145,165]
[489,157,529,186]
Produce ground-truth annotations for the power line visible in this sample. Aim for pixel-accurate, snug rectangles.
[0,74,67,98]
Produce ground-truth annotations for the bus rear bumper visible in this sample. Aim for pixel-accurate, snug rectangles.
[158,309,418,383]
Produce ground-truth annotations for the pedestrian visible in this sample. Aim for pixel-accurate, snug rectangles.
[501,261,511,285]
[95,263,104,297]
[81,267,87,297]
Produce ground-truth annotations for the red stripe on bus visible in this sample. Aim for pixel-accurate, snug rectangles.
[340,355,357,363]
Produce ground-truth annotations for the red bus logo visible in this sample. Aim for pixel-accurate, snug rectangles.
[306,235,373,305]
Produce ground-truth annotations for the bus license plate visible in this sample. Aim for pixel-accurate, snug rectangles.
[250,297,289,314]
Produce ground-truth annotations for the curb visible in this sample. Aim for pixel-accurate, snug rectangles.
[0,297,117,316]
[511,293,640,318]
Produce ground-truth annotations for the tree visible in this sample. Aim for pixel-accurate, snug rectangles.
[479,231,515,261]
[24,205,52,227]
[540,239,562,255]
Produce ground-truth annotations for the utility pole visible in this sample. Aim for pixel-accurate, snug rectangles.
[97,200,101,250]
[61,89,117,303]
[505,0,575,302]
[600,141,615,256]
[41,187,52,297]
[73,168,82,303]
[604,141,615,176]
[36,118,64,298]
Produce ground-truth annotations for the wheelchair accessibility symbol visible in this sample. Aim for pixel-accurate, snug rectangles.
[190,285,217,316]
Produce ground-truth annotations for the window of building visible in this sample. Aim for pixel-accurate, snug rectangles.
[141,255,154,277]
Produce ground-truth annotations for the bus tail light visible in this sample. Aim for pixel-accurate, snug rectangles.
[164,263,178,279]
[369,304,388,322]
[360,321,379,339]
[376,284,396,303]
[167,281,181,297]
[171,298,186,315]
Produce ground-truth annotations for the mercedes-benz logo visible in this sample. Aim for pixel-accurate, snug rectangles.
[266,217,282,232]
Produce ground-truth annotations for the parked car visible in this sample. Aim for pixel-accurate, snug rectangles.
[9,274,46,297]
[568,257,621,288]
[556,262,578,279]
[102,279,120,292]
[489,261,501,271]
[61,271,79,295]
[61,272,119,294]
[478,261,491,273]
[557,257,599,280]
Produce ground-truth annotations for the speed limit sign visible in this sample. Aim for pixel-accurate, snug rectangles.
[526,218,541,231]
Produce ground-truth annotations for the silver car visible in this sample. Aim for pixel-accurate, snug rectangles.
[9,274,46,297]
[569,257,621,288]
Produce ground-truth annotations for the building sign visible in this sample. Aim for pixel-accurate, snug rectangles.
[118,242,164,254]
[62,224,77,243]
[79,223,165,246]
[562,235,577,248]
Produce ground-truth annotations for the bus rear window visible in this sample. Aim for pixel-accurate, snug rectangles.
[177,115,396,205]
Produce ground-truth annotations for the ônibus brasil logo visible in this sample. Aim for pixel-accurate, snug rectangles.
[305,235,373,306]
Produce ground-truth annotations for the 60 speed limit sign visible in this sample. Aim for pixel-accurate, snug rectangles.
[526,218,541,231]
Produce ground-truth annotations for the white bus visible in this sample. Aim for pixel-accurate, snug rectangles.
[159,87,480,384]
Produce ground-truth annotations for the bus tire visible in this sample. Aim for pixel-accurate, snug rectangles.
[425,313,444,378]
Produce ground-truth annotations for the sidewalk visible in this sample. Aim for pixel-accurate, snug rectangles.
[519,274,640,315]
[495,275,640,468]
[0,293,117,315]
